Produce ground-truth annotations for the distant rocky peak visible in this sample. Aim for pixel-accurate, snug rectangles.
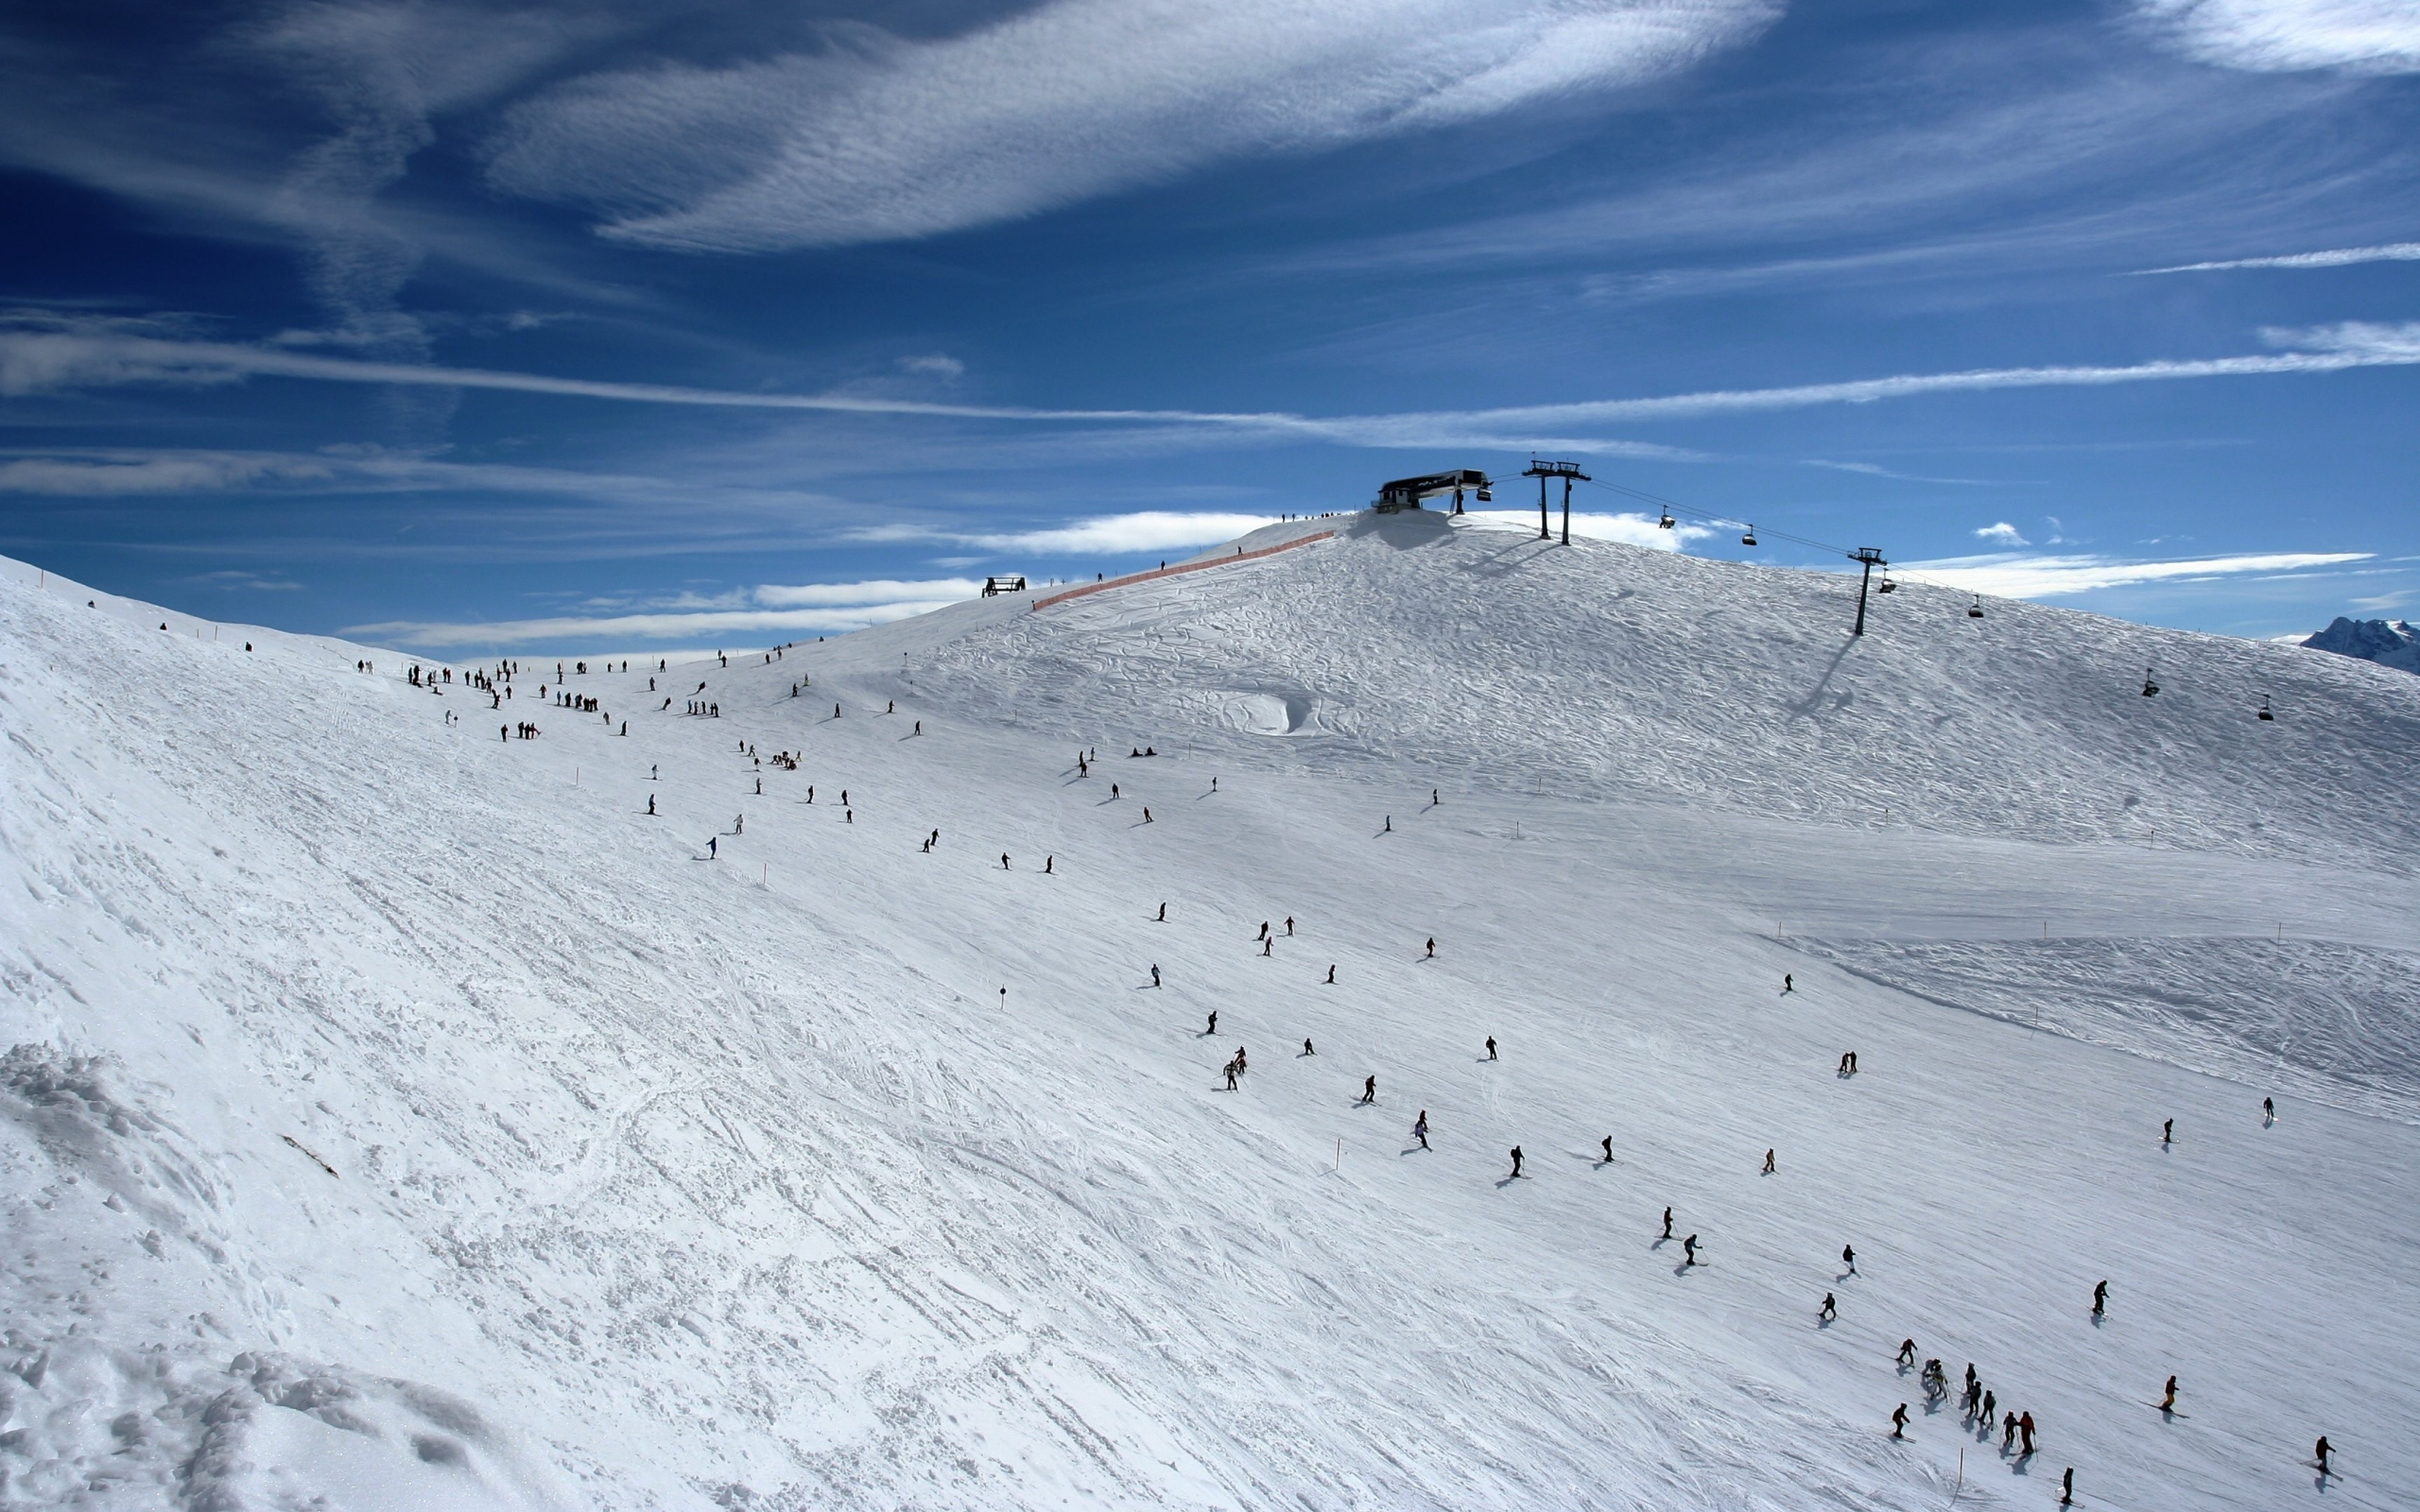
[2303,616,2420,675]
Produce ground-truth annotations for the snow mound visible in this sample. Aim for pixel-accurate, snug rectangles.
[901,512,2420,870]
[1789,936,2420,1124]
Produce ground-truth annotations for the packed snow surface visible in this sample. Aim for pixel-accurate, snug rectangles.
[3,511,2417,1510]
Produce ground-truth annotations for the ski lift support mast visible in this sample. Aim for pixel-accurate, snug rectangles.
[1523,458,1591,544]
[1850,547,1886,636]
[1374,469,1493,515]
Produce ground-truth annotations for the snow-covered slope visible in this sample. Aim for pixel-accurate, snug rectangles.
[3,518,2415,1511]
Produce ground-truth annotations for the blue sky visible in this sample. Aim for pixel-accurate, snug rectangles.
[2,0,2416,653]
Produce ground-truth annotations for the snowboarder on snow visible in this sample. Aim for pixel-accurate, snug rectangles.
[1891,1404,1909,1438]
[2163,1118,2173,1144]
[2092,1280,2108,1316]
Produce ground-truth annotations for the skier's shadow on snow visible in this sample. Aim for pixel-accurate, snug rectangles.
[1399,1146,1426,1158]
[1494,1175,1521,1189]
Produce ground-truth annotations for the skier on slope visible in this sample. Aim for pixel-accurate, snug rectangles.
[1898,1339,1916,1367]
[1485,1037,1497,1060]
[647,795,655,816]
[2161,1375,2178,1412]
[1412,1111,1428,1149]
[1325,965,1337,984]
[1285,917,1293,935]
[1842,1245,1857,1272]
[1425,936,1435,957]
[2315,1436,2332,1474]
[1508,1146,1523,1178]
[1205,1011,1217,1036]
[2019,1411,2035,1455]
[1820,1292,1836,1321]
[1360,1074,1376,1105]
[1891,1404,1909,1438]
[2093,1280,2109,1316]
[1303,1039,1315,1057]
[1150,965,1162,988]
[708,836,717,858]
[2060,1467,2074,1506]
[1600,1136,1613,1162]
[1683,1234,1699,1265]
[1763,1148,1776,1175]
[1662,1207,1674,1240]
[1158,902,1167,920]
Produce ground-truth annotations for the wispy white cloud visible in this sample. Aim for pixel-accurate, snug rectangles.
[1899,550,2371,598]
[487,0,1781,252]
[12,317,2420,443]
[188,569,305,592]
[960,511,1279,555]
[2132,0,2420,75]
[349,576,983,648]
[1974,522,2028,545]
[2135,240,2420,273]
[1804,458,2020,485]
[752,577,983,608]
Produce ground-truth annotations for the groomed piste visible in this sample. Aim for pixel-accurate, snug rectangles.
[3,510,2416,1510]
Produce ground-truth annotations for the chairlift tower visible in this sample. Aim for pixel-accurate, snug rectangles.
[1848,547,1887,636]
[1523,458,1591,543]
